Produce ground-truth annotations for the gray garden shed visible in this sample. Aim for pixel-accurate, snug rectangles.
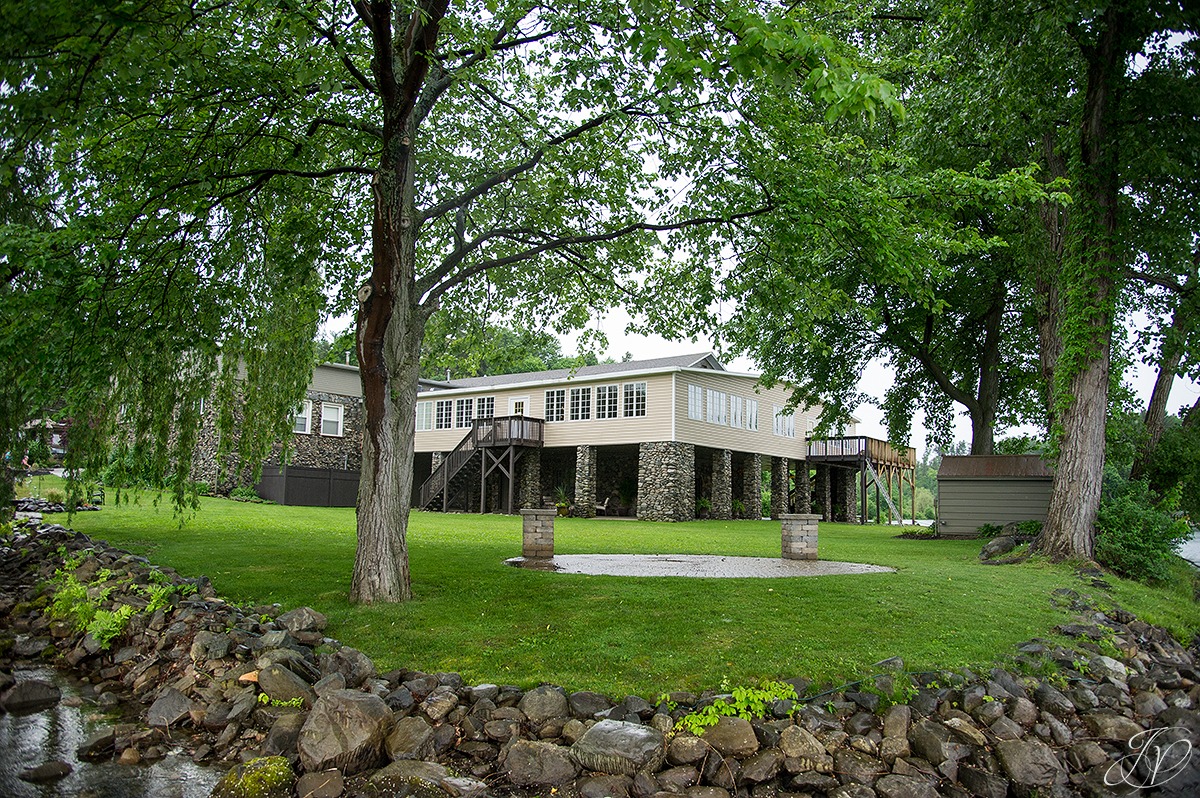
[936,456,1054,538]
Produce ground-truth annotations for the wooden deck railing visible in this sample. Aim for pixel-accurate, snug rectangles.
[806,436,915,467]
[418,415,543,509]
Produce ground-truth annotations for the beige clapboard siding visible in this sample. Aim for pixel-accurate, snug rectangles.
[414,372,675,452]
[673,370,812,459]
[310,363,363,397]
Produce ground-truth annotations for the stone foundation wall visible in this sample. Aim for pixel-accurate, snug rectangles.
[738,453,762,518]
[637,442,695,522]
[770,457,789,519]
[516,449,541,511]
[574,446,597,518]
[814,464,831,521]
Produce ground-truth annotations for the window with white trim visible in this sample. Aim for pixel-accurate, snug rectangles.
[746,398,759,431]
[455,398,474,428]
[477,397,495,419]
[415,401,433,431]
[730,395,743,429]
[435,400,453,430]
[293,400,312,434]
[706,389,727,425]
[569,387,592,421]
[772,406,795,438]
[320,402,345,437]
[687,384,703,420]
[545,389,566,422]
[622,382,647,417]
[596,385,619,419]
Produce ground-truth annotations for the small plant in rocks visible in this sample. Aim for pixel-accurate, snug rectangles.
[676,680,797,736]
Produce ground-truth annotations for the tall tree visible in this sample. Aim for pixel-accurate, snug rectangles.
[3,1,893,602]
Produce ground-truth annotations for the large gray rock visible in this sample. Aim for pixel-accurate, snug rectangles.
[667,735,711,765]
[370,759,450,798]
[388,715,435,760]
[258,663,316,708]
[875,774,940,798]
[908,718,970,765]
[298,689,393,775]
[262,713,307,757]
[570,719,667,775]
[994,739,1066,791]
[319,647,376,689]
[570,690,614,719]
[18,760,72,783]
[701,716,759,758]
[421,685,459,722]
[740,748,783,783]
[834,749,888,786]
[1,678,61,713]
[1033,682,1075,718]
[276,606,327,635]
[190,630,231,662]
[519,685,569,725]
[296,769,343,798]
[1084,710,1143,743]
[147,688,194,728]
[504,739,580,786]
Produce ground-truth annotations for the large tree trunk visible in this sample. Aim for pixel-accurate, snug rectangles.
[1036,6,1126,562]
[970,281,1004,455]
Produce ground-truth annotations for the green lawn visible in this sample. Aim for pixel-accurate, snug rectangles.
[40,486,1200,698]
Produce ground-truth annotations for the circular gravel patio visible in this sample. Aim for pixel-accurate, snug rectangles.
[505,554,894,578]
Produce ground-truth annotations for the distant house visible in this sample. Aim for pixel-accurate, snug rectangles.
[936,455,1054,538]
[198,352,915,521]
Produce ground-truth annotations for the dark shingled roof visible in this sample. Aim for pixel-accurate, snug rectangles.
[938,455,1054,479]
[428,352,723,390]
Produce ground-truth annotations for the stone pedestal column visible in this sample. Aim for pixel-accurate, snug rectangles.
[840,470,857,523]
[520,509,555,558]
[741,454,762,518]
[637,442,695,521]
[770,457,790,519]
[516,449,541,511]
[712,449,733,520]
[780,514,820,560]
[795,463,812,514]
[814,464,832,522]
[574,445,597,518]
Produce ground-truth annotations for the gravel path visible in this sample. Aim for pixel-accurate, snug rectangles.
[506,553,894,578]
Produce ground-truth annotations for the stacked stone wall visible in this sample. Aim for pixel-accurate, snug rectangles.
[737,453,762,518]
[574,446,597,518]
[637,442,695,522]
[711,449,732,520]
[770,457,789,519]
[795,463,812,514]
[516,449,541,511]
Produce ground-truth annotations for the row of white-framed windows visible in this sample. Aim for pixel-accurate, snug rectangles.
[545,389,566,422]
[435,400,453,430]
[623,382,647,417]
[415,401,433,432]
[597,385,619,419]
[294,400,313,434]
[746,398,759,431]
[687,384,703,420]
[477,397,495,419]
[569,387,592,421]
[772,406,796,438]
[455,398,474,428]
[295,400,345,437]
[730,395,744,429]
[706,389,727,425]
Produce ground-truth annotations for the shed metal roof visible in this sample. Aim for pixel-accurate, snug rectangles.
[938,455,1053,479]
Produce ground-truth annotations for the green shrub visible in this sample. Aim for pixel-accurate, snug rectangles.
[44,489,66,505]
[1096,473,1191,583]
[230,486,263,502]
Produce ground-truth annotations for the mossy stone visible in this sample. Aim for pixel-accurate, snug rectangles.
[211,755,295,798]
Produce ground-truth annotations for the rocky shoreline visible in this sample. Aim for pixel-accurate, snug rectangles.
[2,519,1198,798]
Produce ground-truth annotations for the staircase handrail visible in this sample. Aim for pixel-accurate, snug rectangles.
[864,460,903,522]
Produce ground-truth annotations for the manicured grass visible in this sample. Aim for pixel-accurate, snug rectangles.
[43,488,1200,698]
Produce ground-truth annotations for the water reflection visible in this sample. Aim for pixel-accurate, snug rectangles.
[0,668,225,798]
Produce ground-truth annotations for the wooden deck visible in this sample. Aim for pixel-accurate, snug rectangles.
[806,436,915,468]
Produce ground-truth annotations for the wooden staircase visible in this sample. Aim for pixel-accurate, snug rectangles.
[418,415,544,513]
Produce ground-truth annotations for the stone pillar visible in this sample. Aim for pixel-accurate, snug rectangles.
[637,442,695,522]
[840,471,857,523]
[520,509,555,558]
[740,454,762,519]
[516,449,541,511]
[575,445,597,518]
[781,514,820,560]
[712,449,733,520]
[813,464,832,522]
[795,463,812,514]
[770,457,789,519]
[431,451,444,469]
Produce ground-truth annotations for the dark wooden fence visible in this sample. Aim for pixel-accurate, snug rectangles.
[256,465,359,507]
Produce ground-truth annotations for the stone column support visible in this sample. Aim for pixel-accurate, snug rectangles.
[637,442,695,522]
[574,445,597,518]
[740,454,762,519]
[795,463,812,514]
[814,464,832,522]
[520,509,555,558]
[781,514,820,560]
[712,449,733,520]
[770,457,789,519]
[516,449,542,511]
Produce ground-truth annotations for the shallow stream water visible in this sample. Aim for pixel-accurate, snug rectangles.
[0,668,225,798]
